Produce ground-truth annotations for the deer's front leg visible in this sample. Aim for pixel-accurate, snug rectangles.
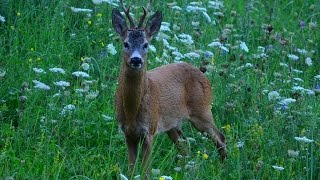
[126,137,138,172]
[141,134,153,179]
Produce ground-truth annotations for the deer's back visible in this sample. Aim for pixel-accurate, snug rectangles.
[147,62,212,133]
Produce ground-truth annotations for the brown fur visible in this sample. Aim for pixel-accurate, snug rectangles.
[112,6,226,178]
[115,60,227,170]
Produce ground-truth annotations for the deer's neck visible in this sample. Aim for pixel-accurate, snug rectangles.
[119,62,148,120]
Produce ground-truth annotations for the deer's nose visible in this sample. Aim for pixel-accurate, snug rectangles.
[130,57,143,68]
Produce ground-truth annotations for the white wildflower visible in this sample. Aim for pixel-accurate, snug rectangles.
[0,69,6,78]
[173,24,180,31]
[174,167,182,172]
[160,23,171,32]
[33,68,46,74]
[288,150,299,158]
[148,44,156,52]
[214,12,224,17]
[220,45,229,52]
[292,86,305,92]
[292,68,303,74]
[296,48,308,55]
[0,15,5,23]
[74,88,88,93]
[171,5,182,11]
[208,1,224,9]
[279,62,289,68]
[96,0,118,6]
[223,28,232,35]
[294,136,314,143]
[85,90,99,100]
[159,176,173,180]
[102,114,113,121]
[84,80,96,84]
[133,175,140,180]
[236,141,244,148]
[253,53,268,59]
[186,6,207,13]
[92,0,115,5]
[177,34,194,45]
[161,22,170,27]
[204,51,214,59]
[293,78,304,82]
[190,2,202,6]
[107,43,117,55]
[49,67,65,74]
[53,81,70,88]
[53,93,61,97]
[120,173,128,180]
[185,161,195,169]
[161,50,170,59]
[208,41,222,47]
[305,89,315,95]
[202,12,212,23]
[184,52,200,59]
[305,57,312,66]
[279,98,296,105]
[287,54,299,61]
[262,89,269,94]
[70,7,93,13]
[81,63,90,71]
[315,75,320,80]
[257,46,265,53]
[237,63,253,70]
[186,137,196,143]
[240,41,249,52]
[192,21,200,27]
[60,104,76,116]
[268,91,280,101]
[172,51,184,61]
[32,80,50,90]
[272,165,284,171]
[92,0,103,5]
[72,71,90,78]
[163,39,177,51]
[208,41,229,52]
[245,63,253,68]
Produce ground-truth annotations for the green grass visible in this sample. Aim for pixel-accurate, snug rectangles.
[0,0,319,179]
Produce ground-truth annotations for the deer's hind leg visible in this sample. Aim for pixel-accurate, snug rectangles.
[189,110,227,160]
[167,127,188,155]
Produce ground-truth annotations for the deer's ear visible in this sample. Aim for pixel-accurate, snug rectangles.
[112,8,128,37]
[145,11,162,38]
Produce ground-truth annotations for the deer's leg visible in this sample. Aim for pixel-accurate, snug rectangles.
[167,128,188,155]
[189,114,227,160]
[126,138,138,172]
[141,135,153,179]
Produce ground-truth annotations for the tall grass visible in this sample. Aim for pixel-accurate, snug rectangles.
[0,0,319,179]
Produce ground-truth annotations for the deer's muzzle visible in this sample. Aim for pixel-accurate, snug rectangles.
[130,57,143,69]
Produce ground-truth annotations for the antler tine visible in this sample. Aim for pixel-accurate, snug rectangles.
[137,0,152,29]
[120,0,135,28]
[137,7,147,29]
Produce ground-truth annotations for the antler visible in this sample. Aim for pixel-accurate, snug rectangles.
[137,0,152,29]
[120,0,135,29]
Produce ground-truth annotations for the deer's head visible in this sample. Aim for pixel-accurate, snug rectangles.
[112,0,162,70]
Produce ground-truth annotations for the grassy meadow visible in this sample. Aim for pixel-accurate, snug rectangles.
[0,0,319,179]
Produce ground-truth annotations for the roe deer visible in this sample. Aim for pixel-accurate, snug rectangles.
[112,0,226,176]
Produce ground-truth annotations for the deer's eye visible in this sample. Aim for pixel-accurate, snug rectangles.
[123,42,130,49]
[142,43,148,49]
